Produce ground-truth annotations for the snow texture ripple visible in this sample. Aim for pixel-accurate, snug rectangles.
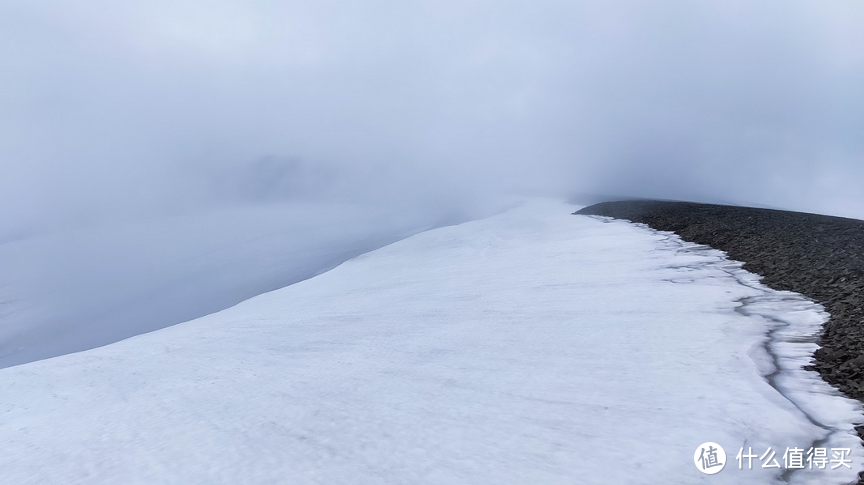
[0,199,860,484]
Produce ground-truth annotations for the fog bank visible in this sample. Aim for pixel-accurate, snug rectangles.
[2,0,863,227]
[1,0,864,366]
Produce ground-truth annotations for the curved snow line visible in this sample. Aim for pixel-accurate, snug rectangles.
[1,199,861,485]
[619,219,864,485]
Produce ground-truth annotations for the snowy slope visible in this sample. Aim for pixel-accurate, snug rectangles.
[0,199,861,484]
[0,201,457,368]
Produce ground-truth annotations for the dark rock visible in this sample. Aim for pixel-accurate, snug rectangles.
[575,200,864,474]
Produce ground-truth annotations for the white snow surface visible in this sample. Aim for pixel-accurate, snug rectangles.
[0,199,861,484]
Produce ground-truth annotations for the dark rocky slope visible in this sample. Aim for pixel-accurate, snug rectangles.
[575,200,864,435]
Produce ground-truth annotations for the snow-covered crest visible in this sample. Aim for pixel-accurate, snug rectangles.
[0,200,859,484]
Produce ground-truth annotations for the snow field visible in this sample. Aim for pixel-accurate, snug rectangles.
[0,199,860,484]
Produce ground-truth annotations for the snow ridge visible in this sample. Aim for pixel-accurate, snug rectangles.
[0,200,861,484]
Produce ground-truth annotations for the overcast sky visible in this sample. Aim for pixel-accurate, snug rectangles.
[2,0,863,230]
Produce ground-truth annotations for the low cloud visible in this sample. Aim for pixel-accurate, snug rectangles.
[2,0,863,228]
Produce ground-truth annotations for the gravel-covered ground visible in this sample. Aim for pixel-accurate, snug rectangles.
[575,200,864,438]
